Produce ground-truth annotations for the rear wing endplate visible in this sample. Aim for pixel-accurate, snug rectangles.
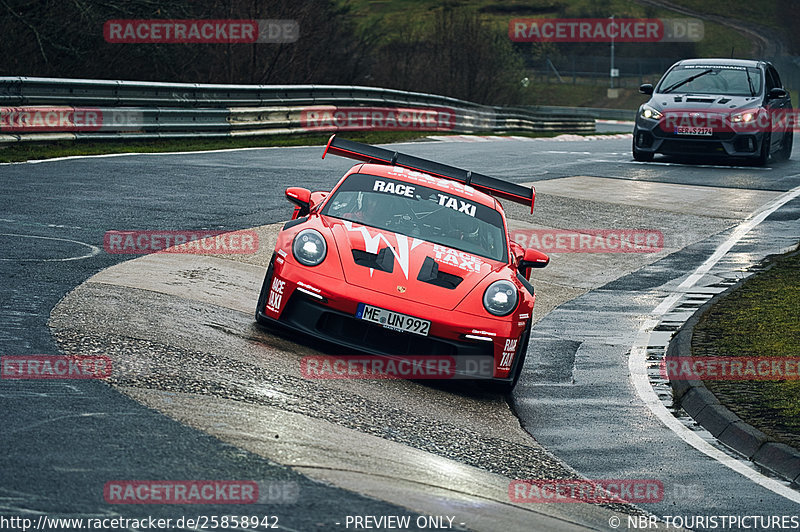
[322,135,535,213]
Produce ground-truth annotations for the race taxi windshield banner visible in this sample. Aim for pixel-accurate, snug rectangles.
[321,173,508,262]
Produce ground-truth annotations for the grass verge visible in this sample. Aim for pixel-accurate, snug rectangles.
[0,132,430,164]
[691,247,800,449]
[0,129,606,164]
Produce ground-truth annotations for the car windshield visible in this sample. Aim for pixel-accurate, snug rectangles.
[657,65,762,96]
[321,172,508,262]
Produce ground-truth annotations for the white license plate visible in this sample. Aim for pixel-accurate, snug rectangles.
[356,303,431,336]
[675,127,712,136]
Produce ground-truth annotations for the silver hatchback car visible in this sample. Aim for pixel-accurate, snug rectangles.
[633,58,793,165]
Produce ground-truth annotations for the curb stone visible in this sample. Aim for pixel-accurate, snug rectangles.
[665,266,800,488]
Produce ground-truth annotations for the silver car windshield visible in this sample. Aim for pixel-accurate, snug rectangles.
[657,65,763,96]
[321,173,508,262]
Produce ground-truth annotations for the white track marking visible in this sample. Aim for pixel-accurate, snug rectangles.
[0,233,101,262]
[427,133,632,143]
[0,218,83,230]
[596,119,635,125]
[0,143,322,166]
[629,183,800,503]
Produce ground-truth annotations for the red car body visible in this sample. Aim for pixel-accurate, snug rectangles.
[255,136,548,392]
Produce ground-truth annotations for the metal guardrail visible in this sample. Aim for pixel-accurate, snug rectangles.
[523,105,636,121]
[0,77,595,143]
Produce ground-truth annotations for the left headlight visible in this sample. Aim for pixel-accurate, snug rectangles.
[640,105,663,121]
[483,280,518,316]
[731,110,758,123]
[292,229,327,266]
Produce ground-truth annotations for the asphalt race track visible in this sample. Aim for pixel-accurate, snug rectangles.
[2,133,799,531]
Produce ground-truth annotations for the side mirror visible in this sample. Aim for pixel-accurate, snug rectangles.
[286,187,311,219]
[768,87,787,100]
[519,248,549,278]
[509,241,525,264]
[310,191,329,208]
[639,83,654,95]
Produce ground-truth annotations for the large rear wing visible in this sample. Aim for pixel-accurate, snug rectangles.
[322,135,535,213]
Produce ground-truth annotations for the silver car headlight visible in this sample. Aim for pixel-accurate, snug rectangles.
[640,105,663,120]
[731,110,757,123]
[483,280,518,316]
[292,229,327,266]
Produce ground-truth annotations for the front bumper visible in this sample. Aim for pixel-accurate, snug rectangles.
[634,117,767,158]
[256,261,526,382]
[261,293,492,356]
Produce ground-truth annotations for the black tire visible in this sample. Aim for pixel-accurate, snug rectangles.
[777,131,793,161]
[755,132,771,166]
[486,320,531,395]
[632,139,654,162]
[254,256,276,323]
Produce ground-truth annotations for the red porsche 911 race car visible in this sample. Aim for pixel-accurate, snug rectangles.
[255,136,549,392]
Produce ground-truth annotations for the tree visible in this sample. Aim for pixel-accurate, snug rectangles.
[369,7,525,104]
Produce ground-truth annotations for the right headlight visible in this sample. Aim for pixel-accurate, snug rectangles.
[292,229,327,266]
[640,105,663,121]
[483,280,518,316]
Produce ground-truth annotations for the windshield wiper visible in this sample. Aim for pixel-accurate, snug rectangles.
[662,68,714,94]
[745,68,756,96]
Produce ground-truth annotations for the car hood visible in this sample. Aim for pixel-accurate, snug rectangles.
[329,219,498,311]
[650,93,763,113]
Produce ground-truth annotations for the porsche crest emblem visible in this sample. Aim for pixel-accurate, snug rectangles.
[396,285,407,293]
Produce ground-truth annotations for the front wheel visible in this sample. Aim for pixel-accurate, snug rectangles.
[777,131,793,161]
[255,256,276,323]
[755,132,771,166]
[486,320,531,395]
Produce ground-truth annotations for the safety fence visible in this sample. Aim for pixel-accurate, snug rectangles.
[0,77,595,143]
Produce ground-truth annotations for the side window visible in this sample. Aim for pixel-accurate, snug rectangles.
[764,68,777,92]
[769,67,783,89]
